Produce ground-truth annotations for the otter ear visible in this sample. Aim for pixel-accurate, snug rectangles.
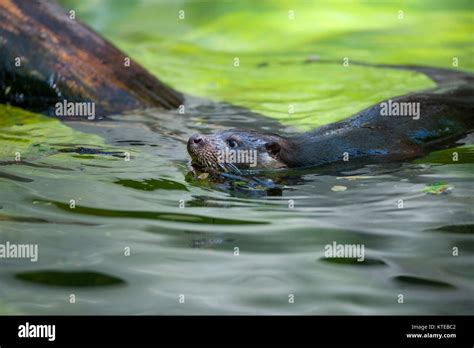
[265,141,281,159]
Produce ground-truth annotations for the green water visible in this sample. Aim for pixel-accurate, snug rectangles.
[0,0,473,314]
[60,0,474,130]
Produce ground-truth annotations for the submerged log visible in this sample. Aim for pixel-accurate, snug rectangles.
[0,0,184,119]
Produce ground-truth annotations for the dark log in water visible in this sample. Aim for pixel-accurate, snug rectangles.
[0,0,184,119]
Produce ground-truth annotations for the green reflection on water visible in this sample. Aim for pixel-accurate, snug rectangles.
[16,271,126,287]
[58,0,474,130]
[115,178,189,191]
[39,200,267,225]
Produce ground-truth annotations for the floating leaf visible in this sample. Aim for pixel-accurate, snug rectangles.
[331,185,347,192]
[423,182,453,195]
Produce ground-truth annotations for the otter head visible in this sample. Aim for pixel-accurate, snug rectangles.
[187,129,288,172]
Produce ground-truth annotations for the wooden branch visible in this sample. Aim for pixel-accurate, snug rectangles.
[0,0,184,118]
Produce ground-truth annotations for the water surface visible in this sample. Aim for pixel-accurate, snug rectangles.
[1,100,473,314]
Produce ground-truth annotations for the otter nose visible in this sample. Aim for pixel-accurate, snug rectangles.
[188,134,204,148]
[193,135,203,144]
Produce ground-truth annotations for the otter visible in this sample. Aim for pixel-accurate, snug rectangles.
[187,65,474,172]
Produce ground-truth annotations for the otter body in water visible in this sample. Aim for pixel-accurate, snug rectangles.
[187,65,474,172]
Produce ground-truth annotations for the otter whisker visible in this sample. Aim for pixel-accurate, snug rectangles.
[224,162,241,175]
[218,162,228,172]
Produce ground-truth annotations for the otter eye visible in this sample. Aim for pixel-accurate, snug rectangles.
[227,139,239,148]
